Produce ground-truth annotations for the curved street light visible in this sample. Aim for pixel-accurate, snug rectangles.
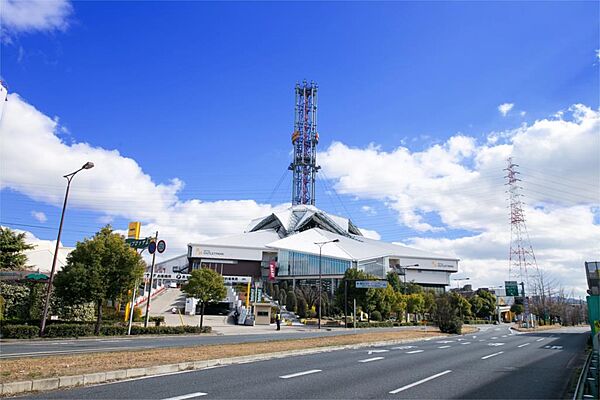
[40,162,94,336]
[314,238,339,330]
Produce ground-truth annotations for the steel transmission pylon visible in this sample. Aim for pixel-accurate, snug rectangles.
[505,158,540,323]
[289,80,320,205]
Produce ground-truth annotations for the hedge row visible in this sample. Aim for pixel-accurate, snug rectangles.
[0,324,211,338]
[463,319,494,324]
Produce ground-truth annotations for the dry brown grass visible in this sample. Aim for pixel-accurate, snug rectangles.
[0,328,467,383]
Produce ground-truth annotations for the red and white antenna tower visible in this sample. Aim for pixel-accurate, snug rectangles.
[504,157,539,290]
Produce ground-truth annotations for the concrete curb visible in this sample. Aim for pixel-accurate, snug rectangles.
[1,334,450,396]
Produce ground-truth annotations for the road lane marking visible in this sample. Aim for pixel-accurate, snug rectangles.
[359,357,385,363]
[436,340,454,344]
[280,369,322,379]
[461,342,471,345]
[392,346,416,350]
[544,345,563,350]
[162,392,207,400]
[472,336,477,338]
[479,339,486,342]
[536,338,544,342]
[406,350,424,354]
[389,370,452,394]
[517,343,530,348]
[368,349,389,354]
[491,337,498,340]
[488,343,505,347]
[481,351,504,360]
[438,345,451,349]
[501,335,507,338]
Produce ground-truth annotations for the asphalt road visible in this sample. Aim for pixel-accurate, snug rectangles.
[0,326,420,359]
[18,325,590,399]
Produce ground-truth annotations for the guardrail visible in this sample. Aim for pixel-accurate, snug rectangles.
[574,332,599,399]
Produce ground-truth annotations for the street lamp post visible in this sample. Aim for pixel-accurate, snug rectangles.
[394,264,419,322]
[40,162,94,336]
[452,277,470,289]
[315,239,339,330]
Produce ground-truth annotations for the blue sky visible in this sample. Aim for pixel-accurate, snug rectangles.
[1,1,599,293]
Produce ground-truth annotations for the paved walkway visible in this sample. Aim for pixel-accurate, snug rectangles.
[148,288,314,335]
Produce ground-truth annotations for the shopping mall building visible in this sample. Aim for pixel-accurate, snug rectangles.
[184,205,459,294]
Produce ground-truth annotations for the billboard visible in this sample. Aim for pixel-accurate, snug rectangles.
[128,222,141,239]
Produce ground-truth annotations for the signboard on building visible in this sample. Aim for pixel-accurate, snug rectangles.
[127,222,141,239]
[356,280,388,289]
[190,245,263,261]
[268,261,276,281]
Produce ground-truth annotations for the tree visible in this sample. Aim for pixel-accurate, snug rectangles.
[286,290,297,313]
[510,303,524,317]
[0,227,35,271]
[434,293,463,334]
[297,296,308,318]
[182,268,227,328]
[406,293,425,322]
[334,268,370,316]
[53,226,145,334]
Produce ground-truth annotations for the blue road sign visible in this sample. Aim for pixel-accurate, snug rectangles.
[148,241,157,254]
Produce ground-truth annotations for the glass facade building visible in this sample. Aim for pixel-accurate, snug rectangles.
[278,250,351,276]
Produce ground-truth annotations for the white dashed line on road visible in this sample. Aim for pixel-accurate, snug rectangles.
[436,340,455,344]
[359,357,385,363]
[491,337,498,340]
[391,346,416,350]
[518,343,530,348]
[162,392,207,400]
[488,343,505,347]
[536,338,544,342]
[389,370,452,394]
[280,369,322,379]
[481,351,504,360]
[368,349,389,354]
[461,342,471,345]
[406,350,424,354]
[438,345,451,349]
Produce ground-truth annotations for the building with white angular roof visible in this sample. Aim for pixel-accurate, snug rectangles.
[187,204,458,294]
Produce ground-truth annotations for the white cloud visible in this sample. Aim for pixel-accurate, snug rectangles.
[30,210,47,223]
[320,105,600,297]
[0,93,284,257]
[1,0,72,39]
[361,205,377,216]
[498,103,514,117]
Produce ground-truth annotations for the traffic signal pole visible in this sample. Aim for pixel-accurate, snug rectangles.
[144,231,159,328]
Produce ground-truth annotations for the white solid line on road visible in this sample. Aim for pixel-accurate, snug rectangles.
[518,343,530,348]
[162,392,207,400]
[481,351,504,360]
[389,370,452,394]
[406,350,424,354]
[359,357,385,363]
[280,369,322,379]
[536,338,544,342]
[438,345,451,349]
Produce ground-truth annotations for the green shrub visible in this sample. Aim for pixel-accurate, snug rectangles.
[439,318,462,334]
[132,306,142,322]
[129,325,211,335]
[149,316,165,326]
[100,325,128,336]
[370,311,382,321]
[44,323,94,338]
[0,324,39,338]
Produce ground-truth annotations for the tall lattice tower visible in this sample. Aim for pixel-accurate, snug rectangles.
[289,80,320,205]
[505,157,539,291]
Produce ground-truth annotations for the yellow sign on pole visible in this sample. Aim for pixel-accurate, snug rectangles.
[128,222,141,239]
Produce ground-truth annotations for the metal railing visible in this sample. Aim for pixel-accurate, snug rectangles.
[574,332,599,399]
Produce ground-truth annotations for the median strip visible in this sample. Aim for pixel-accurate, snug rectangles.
[389,370,452,394]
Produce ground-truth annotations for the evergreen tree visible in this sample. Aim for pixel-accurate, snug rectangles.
[286,290,297,313]
[0,227,35,271]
